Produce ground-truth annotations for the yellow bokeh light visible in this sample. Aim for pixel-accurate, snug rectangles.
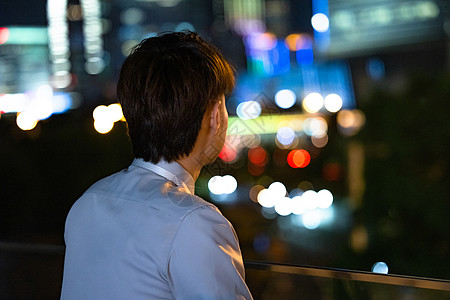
[302,92,324,113]
[94,119,114,134]
[107,103,124,122]
[16,111,38,131]
[324,93,343,113]
[285,33,312,51]
[93,105,108,121]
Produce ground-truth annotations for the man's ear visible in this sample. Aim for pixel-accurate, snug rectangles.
[209,101,221,133]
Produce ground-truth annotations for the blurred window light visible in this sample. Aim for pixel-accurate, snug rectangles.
[236,101,261,120]
[372,262,389,274]
[0,27,48,45]
[302,92,324,113]
[47,0,71,88]
[81,0,105,75]
[287,149,310,168]
[311,134,328,148]
[276,127,296,146]
[317,189,333,208]
[274,197,292,216]
[274,89,296,109]
[311,13,329,32]
[268,182,287,198]
[16,112,38,131]
[324,94,343,113]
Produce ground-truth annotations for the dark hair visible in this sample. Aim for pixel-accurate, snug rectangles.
[117,31,235,163]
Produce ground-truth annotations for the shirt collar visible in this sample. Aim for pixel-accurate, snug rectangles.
[131,158,195,195]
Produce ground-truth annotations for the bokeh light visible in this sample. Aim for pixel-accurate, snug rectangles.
[287,149,311,168]
[218,144,237,162]
[311,13,329,32]
[0,27,10,44]
[249,185,265,202]
[208,175,237,195]
[274,89,296,109]
[244,32,277,51]
[311,134,328,148]
[324,94,343,113]
[284,33,312,51]
[276,126,296,146]
[94,119,114,134]
[302,210,321,229]
[303,117,328,137]
[92,103,125,134]
[302,92,324,113]
[268,181,287,198]
[317,189,333,208]
[236,100,261,120]
[248,146,267,166]
[302,190,318,210]
[257,188,275,208]
[16,112,38,131]
[372,262,389,274]
[274,197,292,216]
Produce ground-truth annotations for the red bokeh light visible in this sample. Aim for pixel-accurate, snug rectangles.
[218,144,237,162]
[287,149,311,168]
[248,146,267,166]
[0,27,10,45]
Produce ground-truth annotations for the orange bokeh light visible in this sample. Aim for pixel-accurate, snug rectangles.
[248,146,267,166]
[287,149,311,168]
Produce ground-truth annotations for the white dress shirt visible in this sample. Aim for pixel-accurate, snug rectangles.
[61,158,253,300]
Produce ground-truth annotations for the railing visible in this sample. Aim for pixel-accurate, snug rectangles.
[1,241,449,299]
[244,260,450,299]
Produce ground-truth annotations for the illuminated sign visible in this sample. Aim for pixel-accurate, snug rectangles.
[313,0,450,57]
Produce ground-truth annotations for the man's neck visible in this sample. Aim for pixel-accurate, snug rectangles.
[175,157,203,182]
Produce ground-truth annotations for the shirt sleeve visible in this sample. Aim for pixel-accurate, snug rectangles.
[167,205,253,300]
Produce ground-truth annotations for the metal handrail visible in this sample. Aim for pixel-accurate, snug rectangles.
[1,241,449,292]
[244,260,450,292]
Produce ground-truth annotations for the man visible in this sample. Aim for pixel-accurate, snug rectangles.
[61,31,253,299]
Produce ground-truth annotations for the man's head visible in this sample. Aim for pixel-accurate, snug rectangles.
[117,31,235,164]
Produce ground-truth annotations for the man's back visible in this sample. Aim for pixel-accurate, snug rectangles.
[61,159,252,299]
